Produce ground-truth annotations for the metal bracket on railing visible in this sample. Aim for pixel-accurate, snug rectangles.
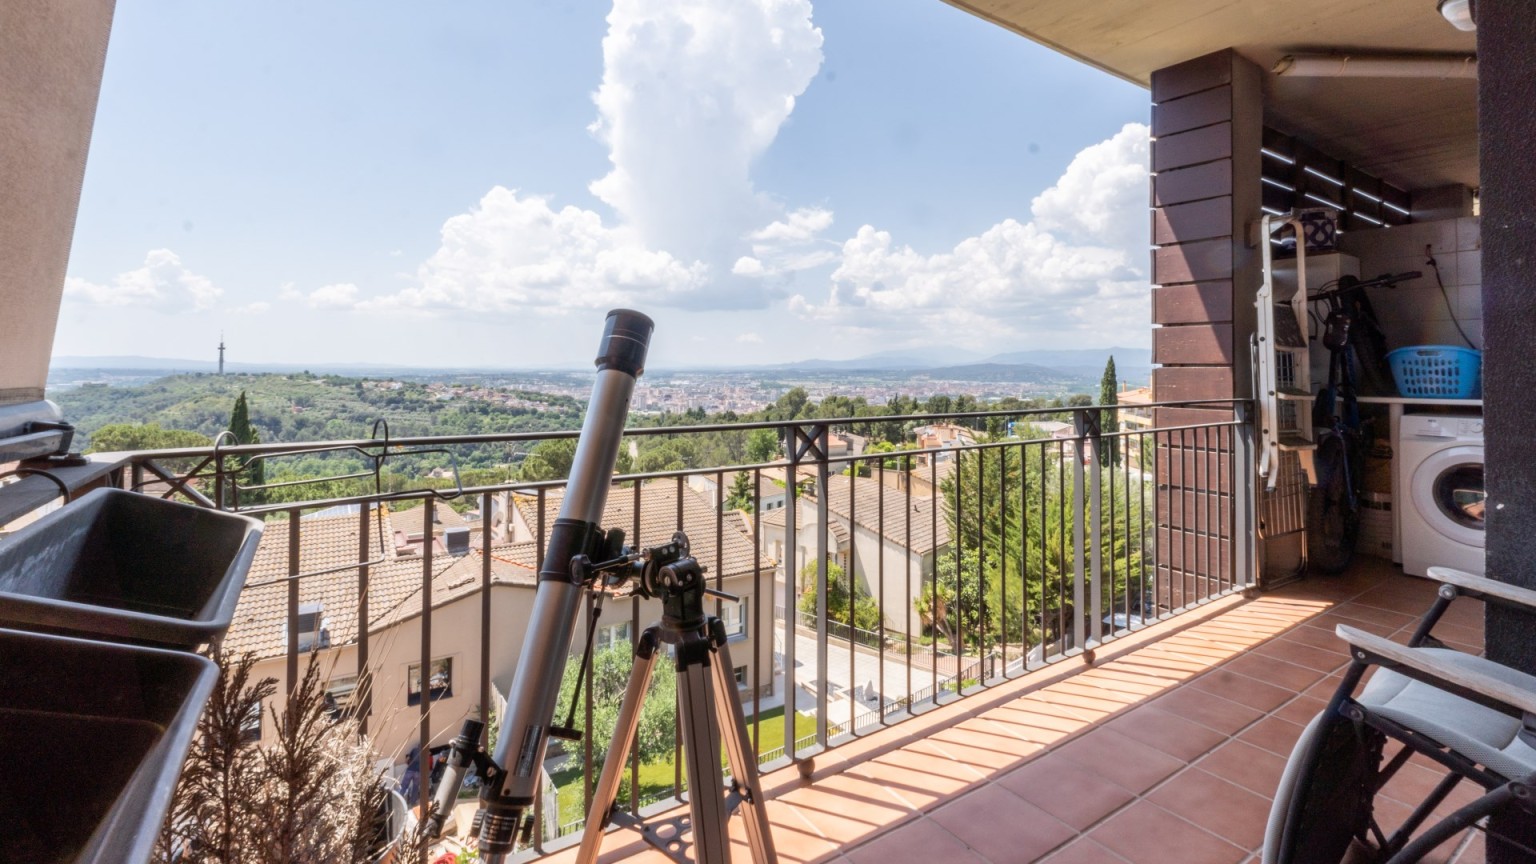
[0,466,72,508]
[227,417,467,511]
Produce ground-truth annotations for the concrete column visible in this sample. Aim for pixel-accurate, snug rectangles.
[0,0,117,404]
[1478,2,1536,860]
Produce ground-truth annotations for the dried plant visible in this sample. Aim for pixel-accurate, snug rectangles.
[156,652,392,864]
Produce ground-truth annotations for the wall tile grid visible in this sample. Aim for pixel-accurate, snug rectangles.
[1338,217,1482,350]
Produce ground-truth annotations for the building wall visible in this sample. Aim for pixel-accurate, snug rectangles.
[1148,49,1264,601]
[1339,217,1482,352]
[250,576,767,765]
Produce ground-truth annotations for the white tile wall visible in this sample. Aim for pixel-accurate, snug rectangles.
[1337,217,1482,350]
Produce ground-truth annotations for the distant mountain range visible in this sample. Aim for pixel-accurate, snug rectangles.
[50,345,1151,383]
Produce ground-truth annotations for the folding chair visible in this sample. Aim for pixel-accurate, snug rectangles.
[1264,566,1536,863]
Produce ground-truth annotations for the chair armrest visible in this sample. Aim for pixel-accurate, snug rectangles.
[1428,566,1536,614]
[1336,624,1536,717]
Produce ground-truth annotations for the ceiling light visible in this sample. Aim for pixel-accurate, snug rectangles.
[1273,54,1476,78]
[1438,0,1477,31]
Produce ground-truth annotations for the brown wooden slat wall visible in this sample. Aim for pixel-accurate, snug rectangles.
[1149,50,1263,608]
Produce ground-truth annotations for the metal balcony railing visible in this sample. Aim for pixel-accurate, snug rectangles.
[15,399,1254,858]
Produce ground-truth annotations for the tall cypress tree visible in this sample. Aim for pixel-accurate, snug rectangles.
[228,391,265,504]
[1098,357,1119,467]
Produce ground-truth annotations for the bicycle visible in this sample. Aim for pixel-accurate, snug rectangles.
[1305,271,1418,574]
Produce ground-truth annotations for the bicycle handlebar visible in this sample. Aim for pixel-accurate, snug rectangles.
[1308,270,1421,302]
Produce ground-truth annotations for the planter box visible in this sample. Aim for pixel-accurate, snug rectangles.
[0,627,218,863]
[0,488,261,649]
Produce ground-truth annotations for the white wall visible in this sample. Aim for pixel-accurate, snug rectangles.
[1340,217,1482,351]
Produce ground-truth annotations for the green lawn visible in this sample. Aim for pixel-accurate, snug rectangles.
[549,705,826,830]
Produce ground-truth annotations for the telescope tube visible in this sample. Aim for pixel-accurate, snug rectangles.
[477,309,653,859]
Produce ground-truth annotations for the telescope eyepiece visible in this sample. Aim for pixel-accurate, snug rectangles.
[596,309,654,377]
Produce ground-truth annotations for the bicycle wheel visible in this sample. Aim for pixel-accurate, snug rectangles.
[1308,435,1359,575]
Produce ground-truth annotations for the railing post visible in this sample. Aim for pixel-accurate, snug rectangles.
[1074,409,1104,652]
[1233,402,1257,589]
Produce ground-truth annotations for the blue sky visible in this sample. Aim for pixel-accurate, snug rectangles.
[59,0,1150,369]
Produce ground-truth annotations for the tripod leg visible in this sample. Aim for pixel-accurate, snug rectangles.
[677,635,731,863]
[709,635,778,864]
[576,628,661,864]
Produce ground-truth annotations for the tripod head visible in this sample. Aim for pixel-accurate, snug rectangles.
[571,531,713,633]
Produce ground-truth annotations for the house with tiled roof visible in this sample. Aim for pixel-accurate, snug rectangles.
[503,479,775,704]
[760,474,951,636]
[232,479,777,759]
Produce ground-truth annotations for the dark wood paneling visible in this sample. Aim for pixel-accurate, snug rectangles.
[1153,366,1235,402]
[1153,406,1236,427]
[1153,123,1233,173]
[1154,323,1234,365]
[1155,566,1233,610]
[1151,85,1232,137]
[1153,281,1234,325]
[1156,531,1232,578]
[1151,50,1235,103]
[1153,237,1232,285]
[1158,455,1234,496]
[1153,197,1232,246]
[1153,160,1233,207]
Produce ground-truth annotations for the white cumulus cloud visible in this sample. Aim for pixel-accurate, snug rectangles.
[377,0,826,316]
[372,187,708,315]
[791,123,1151,346]
[64,249,221,311]
[589,0,824,269]
[306,283,361,310]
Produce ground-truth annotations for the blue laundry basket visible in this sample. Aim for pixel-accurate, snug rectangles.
[1387,345,1481,399]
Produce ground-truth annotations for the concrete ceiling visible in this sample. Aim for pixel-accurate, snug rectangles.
[945,0,1479,191]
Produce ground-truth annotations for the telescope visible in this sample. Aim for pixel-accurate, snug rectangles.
[457,309,653,860]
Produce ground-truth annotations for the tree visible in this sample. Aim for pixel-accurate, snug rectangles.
[227,391,265,505]
[87,422,213,453]
[1098,356,1120,468]
[518,438,577,482]
[725,471,756,512]
[798,560,879,632]
[746,428,780,464]
[552,642,677,773]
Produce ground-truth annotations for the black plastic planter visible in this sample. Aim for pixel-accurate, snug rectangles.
[0,488,262,649]
[0,627,219,863]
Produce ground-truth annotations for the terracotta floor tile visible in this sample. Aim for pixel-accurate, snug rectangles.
[1147,767,1272,849]
[843,817,986,864]
[1087,800,1246,864]
[1054,728,1186,794]
[1196,740,1288,798]
[1105,705,1228,762]
[847,750,972,811]
[782,773,917,844]
[929,783,1077,863]
[1189,668,1296,712]
[1249,637,1351,673]
[977,704,1091,743]
[1221,652,1329,693]
[1235,714,1307,759]
[910,732,1024,779]
[1042,838,1131,863]
[1150,686,1265,736]
[996,754,1136,830]
[1268,694,1329,727]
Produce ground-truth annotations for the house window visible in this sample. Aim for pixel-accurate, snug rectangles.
[240,701,262,745]
[734,665,748,687]
[407,657,453,706]
[295,602,329,652]
[595,620,632,651]
[720,597,748,639]
[325,674,365,720]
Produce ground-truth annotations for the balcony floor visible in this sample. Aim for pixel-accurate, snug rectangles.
[547,557,1490,864]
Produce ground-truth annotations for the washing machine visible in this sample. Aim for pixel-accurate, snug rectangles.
[1397,413,1485,577]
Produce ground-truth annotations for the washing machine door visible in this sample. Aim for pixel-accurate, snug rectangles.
[1410,445,1486,548]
